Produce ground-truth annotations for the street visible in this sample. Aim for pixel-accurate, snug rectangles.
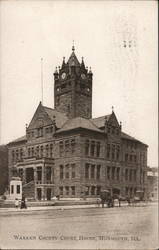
[0,203,158,249]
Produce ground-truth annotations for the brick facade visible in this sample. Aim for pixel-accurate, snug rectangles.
[7,46,148,200]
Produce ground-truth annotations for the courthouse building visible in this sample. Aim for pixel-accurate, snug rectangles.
[7,46,148,200]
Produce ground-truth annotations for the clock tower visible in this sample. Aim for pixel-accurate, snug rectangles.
[54,46,92,119]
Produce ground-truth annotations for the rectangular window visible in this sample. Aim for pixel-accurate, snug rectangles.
[107,144,110,159]
[71,164,76,178]
[40,146,43,158]
[17,185,20,194]
[91,186,95,195]
[50,144,53,158]
[65,164,69,179]
[85,140,89,156]
[85,163,89,179]
[116,145,120,160]
[37,167,42,181]
[11,185,14,194]
[117,168,120,180]
[125,154,128,162]
[107,166,110,180]
[65,140,69,153]
[90,141,95,157]
[125,169,128,181]
[45,145,49,157]
[134,170,137,181]
[112,145,115,160]
[60,165,64,179]
[18,169,23,179]
[112,167,115,180]
[71,186,75,196]
[129,169,132,181]
[97,186,101,195]
[59,186,63,196]
[59,141,64,156]
[46,167,51,181]
[71,139,75,153]
[91,165,95,179]
[36,146,39,158]
[65,186,69,196]
[96,142,100,157]
[97,165,101,179]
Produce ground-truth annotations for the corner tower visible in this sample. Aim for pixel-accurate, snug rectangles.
[54,46,93,119]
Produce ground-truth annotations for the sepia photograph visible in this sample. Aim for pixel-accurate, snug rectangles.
[0,0,158,249]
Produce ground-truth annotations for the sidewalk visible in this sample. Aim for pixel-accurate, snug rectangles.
[0,204,98,213]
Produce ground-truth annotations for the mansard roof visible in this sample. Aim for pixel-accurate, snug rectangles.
[56,116,104,134]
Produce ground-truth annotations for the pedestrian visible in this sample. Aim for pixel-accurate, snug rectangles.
[21,195,27,209]
[15,198,19,209]
[96,198,101,207]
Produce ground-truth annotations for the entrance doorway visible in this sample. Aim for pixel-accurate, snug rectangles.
[26,168,34,183]
[112,188,120,195]
[37,188,42,200]
[47,188,51,200]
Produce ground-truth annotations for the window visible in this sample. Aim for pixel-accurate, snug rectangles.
[134,170,137,181]
[60,165,64,179]
[97,186,101,195]
[12,150,15,162]
[65,164,69,179]
[28,148,31,158]
[59,141,64,156]
[65,186,69,196]
[107,166,110,180]
[116,145,120,160]
[20,149,23,160]
[11,185,14,194]
[85,140,89,156]
[125,154,128,162]
[71,186,75,196]
[36,146,39,158]
[18,169,23,179]
[91,165,95,179]
[50,144,53,158]
[16,150,19,161]
[37,167,42,181]
[32,131,34,137]
[59,186,63,196]
[90,141,95,156]
[107,144,110,159]
[71,164,76,178]
[31,147,34,157]
[97,165,101,179]
[65,140,69,153]
[17,185,20,194]
[40,146,43,158]
[134,155,137,162]
[130,155,132,162]
[91,186,95,195]
[125,169,128,181]
[112,145,115,160]
[85,164,89,178]
[46,167,51,181]
[46,145,49,157]
[71,139,75,153]
[112,167,115,180]
[117,168,120,180]
[96,142,100,157]
[129,169,132,182]
[37,127,43,137]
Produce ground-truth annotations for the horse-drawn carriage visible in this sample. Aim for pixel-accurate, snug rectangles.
[100,190,114,208]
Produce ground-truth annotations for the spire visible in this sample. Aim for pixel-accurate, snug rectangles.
[61,57,66,68]
[112,106,114,113]
[72,40,75,52]
[81,57,85,69]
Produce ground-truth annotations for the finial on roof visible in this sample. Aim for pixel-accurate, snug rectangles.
[120,121,122,130]
[112,106,114,113]
[54,67,58,74]
[63,57,65,62]
[25,123,28,129]
[89,67,92,73]
[72,40,75,52]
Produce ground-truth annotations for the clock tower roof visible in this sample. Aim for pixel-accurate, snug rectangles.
[67,46,80,67]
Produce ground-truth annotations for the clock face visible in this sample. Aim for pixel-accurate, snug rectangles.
[81,73,86,79]
[61,72,66,79]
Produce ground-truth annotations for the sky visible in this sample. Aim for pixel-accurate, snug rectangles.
[0,0,158,167]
